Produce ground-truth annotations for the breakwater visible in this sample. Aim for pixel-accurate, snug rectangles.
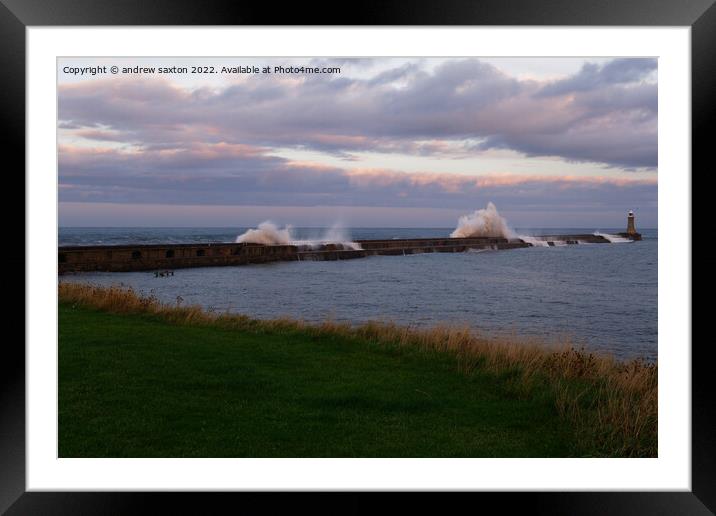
[57,232,640,274]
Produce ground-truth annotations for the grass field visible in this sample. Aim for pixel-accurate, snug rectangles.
[58,284,657,457]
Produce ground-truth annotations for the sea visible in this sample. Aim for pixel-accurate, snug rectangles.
[59,227,658,361]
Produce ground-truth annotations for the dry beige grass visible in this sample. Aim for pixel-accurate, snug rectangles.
[58,282,657,456]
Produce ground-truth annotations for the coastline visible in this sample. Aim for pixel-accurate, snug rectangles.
[58,283,657,457]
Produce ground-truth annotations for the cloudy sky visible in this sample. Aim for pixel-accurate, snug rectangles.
[58,57,657,228]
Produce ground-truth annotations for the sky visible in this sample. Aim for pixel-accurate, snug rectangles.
[57,57,657,228]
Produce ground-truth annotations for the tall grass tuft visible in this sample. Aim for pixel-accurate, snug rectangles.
[58,282,657,457]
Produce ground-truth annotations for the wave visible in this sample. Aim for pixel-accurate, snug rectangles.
[594,231,632,243]
[518,235,550,247]
[236,221,362,250]
[451,202,516,239]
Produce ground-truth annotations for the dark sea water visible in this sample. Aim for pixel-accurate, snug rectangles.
[59,227,658,361]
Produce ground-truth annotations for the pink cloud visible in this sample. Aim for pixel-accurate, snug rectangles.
[345,168,656,194]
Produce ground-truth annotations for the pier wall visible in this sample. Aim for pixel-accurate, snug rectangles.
[58,233,636,274]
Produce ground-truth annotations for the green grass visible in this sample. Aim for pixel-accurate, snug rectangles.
[59,302,581,457]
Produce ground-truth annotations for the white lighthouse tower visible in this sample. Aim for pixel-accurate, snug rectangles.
[626,210,637,235]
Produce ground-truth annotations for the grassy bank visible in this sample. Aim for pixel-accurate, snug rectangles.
[58,283,657,457]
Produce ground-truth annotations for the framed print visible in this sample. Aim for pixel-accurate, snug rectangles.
[4,0,712,513]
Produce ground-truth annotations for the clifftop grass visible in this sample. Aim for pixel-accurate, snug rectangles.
[58,282,657,457]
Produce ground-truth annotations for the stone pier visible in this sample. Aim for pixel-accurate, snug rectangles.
[57,232,640,274]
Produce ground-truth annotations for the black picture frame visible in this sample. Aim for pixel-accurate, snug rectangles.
[3,0,711,513]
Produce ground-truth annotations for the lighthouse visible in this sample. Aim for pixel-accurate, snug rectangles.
[626,210,637,235]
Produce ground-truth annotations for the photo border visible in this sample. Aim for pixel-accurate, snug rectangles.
[4,0,712,513]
